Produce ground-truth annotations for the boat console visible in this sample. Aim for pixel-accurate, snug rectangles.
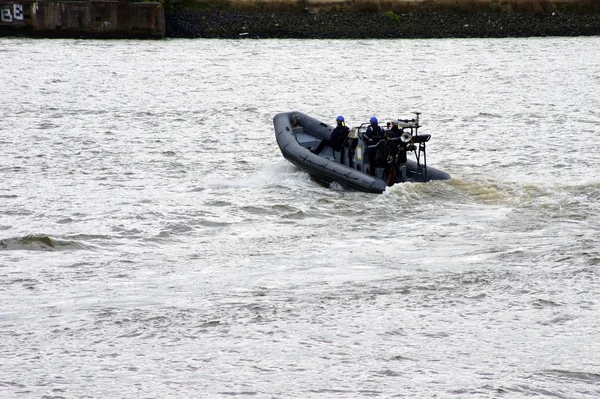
[356,112,431,181]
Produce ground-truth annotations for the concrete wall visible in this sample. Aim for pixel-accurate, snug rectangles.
[0,1,165,39]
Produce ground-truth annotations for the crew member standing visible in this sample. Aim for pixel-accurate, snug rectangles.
[363,117,385,176]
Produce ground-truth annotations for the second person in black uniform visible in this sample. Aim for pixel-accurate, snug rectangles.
[363,116,385,176]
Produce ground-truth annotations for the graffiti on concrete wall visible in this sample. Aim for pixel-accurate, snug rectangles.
[1,4,24,22]
[1,2,165,38]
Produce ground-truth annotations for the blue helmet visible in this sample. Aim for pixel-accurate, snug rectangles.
[370,117,378,124]
[336,115,345,122]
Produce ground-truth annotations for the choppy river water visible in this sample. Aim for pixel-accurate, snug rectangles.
[1,37,599,398]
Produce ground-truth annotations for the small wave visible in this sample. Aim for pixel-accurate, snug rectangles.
[0,235,92,251]
[532,298,562,308]
[158,222,194,235]
[540,369,600,384]
[240,205,271,216]
[37,121,60,130]
[197,220,232,228]
[204,199,231,207]
[240,204,307,220]
[0,381,26,389]
[538,315,576,326]
[478,112,503,119]
[280,210,307,220]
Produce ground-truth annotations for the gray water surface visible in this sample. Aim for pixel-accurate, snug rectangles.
[1,37,599,398]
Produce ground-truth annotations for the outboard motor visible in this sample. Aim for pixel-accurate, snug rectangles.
[386,130,413,184]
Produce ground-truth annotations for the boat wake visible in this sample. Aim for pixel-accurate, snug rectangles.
[203,160,313,191]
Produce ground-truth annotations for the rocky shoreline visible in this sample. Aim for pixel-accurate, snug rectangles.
[165,10,600,39]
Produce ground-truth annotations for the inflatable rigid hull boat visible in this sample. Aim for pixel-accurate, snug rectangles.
[273,111,451,194]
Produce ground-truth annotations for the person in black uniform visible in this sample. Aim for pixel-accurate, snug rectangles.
[389,121,402,138]
[311,115,350,155]
[364,117,385,143]
[363,117,385,176]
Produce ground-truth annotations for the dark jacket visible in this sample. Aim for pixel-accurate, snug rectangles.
[390,124,401,138]
[364,124,384,142]
[329,125,350,151]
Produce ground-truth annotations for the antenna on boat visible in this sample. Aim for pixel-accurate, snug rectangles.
[413,111,421,127]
